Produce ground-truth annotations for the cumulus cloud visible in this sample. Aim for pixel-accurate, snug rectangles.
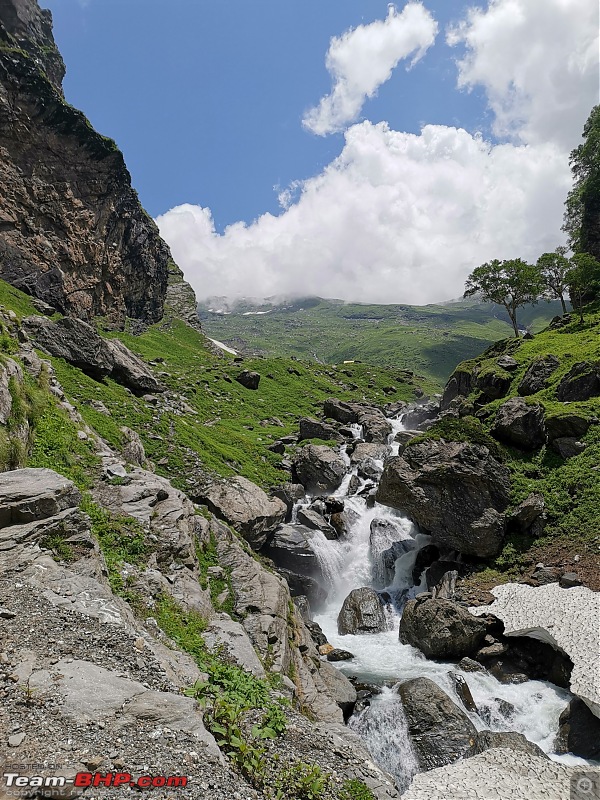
[447,0,599,149]
[157,122,569,304]
[157,0,599,306]
[303,3,437,136]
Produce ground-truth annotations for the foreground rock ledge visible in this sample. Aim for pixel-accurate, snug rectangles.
[470,582,600,718]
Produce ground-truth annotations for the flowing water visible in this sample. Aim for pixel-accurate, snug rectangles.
[297,413,589,790]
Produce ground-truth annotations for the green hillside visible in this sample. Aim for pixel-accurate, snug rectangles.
[0,279,434,491]
[198,297,564,388]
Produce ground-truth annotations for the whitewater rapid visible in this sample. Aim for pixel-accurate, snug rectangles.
[299,413,590,789]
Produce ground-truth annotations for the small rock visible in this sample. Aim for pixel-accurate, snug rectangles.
[326,649,355,662]
[8,732,25,747]
[0,608,16,619]
[560,572,582,588]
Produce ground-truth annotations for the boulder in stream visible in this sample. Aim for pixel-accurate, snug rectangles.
[397,677,477,771]
[292,444,347,493]
[337,587,387,635]
[399,596,487,659]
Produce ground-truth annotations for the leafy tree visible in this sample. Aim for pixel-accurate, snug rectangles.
[537,246,570,314]
[564,105,600,257]
[464,258,543,337]
[567,252,600,323]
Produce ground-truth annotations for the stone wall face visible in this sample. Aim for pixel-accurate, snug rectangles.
[0,0,171,327]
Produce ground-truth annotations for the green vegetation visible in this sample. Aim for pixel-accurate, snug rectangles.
[80,495,149,593]
[429,306,600,584]
[47,313,428,490]
[564,104,600,256]
[196,531,235,615]
[28,403,99,488]
[198,296,562,387]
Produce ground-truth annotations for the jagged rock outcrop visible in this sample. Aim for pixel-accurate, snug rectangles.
[213,518,355,722]
[399,596,487,659]
[195,475,286,550]
[376,440,510,557]
[556,360,600,401]
[555,698,600,760]
[22,315,164,392]
[491,397,546,450]
[0,0,173,326]
[517,355,559,396]
[440,366,473,410]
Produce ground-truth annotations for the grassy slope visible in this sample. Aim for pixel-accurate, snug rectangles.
[0,280,434,490]
[421,308,600,589]
[198,297,564,388]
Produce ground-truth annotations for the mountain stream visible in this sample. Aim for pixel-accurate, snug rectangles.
[294,414,588,790]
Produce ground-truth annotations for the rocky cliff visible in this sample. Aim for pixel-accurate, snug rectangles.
[0,0,173,327]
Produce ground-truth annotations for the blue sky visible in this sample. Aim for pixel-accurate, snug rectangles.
[45,0,598,304]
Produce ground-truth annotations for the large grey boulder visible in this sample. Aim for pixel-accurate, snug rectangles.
[196,476,286,549]
[358,408,392,443]
[23,315,162,393]
[351,442,389,479]
[105,337,163,394]
[299,417,341,442]
[399,596,487,659]
[510,492,546,535]
[235,369,260,390]
[518,355,559,396]
[397,677,477,771]
[376,440,510,557]
[337,587,387,635]
[545,412,593,440]
[296,507,337,539]
[293,444,347,493]
[323,398,361,424]
[0,468,81,529]
[262,524,322,579]
[491,397,546,450]
[556,360,600,401]
[550,437,587,458]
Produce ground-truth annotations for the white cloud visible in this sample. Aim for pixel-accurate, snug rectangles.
[157,0,599,306]
[303,3,438,136]
[447,0,599,149]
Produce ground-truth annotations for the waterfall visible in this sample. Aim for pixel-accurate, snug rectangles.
[348,688,419,792]
[287,409,592,785]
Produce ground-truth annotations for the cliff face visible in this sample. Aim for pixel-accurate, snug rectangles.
[0,0,172,327]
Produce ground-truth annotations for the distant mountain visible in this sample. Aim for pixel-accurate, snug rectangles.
[198,296,566,386]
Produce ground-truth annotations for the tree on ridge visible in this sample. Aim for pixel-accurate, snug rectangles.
[464,258,543,337]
